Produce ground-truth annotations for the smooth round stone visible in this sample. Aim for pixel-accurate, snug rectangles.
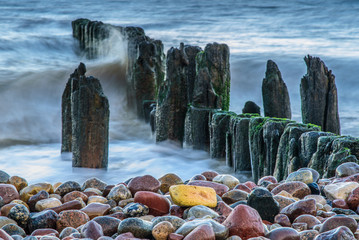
[12,234,24,240]
[258,176,278,186]
[118,198,134,208]
[186,205,219,219]
[28,210,58,232]
[35,198,62,212]
[54,181,81,197]
[307,183,320,195]
[49,194,61,201]
[123,202,149,217]
[92,216,121,236]
[152,221,175,240]
[176,219,228,240]
[20,183,54,203]
[59,227,79,239]
[222,190,248,204]
[1,203,16,217]
[213,175,240,189]
[128,175,161,195]
[81,203,111,219]
[223,205,264,239]
[0,171,10,183]
[346,186,359,210]
[84,188,102,196]
[28,190,49,212]
[320,214,358,234]
[273,195,295,211]
[274,214,291,227]
[81,220,104,239]
[303,195,326,205]
[336,162,359,178]
[286,170,313,184]
[109,206,124,214]
[271,181,311,199]
[201,171,219,181]
[82,177,107,192]
[315,226,355,239]
[170,185,217,207]
[31,229,59,237]
[280,199,317,222]
[183,224,215,240]
[117,217,152,238]
[298,168,320,183]
[332,199,349,209]
[233,184,251,193]
[0,217,17,228]
[48,200,83,214]
[1,223,26,237]
[213,201,233,219]
[107,184,132,202]
[11,200,29,210]
[158,174,183,194]
[88,196,108,204]
[247,187,280,222]
[190,175,206,181]
[63,191,88,203]
[7,176,28,192]
[152,216,185,231]
[243,181,257,190]
[293,214,321,230]
[299,230,319,240]
[8,204,29,227]
[323,181,359,201]
[188,180,229,197]
[0,184,20,204]
[265,227,299,240]
[56,210,90,232]
[134,191,170,216]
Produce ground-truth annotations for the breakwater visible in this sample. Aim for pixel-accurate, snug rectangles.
[68,19,358,184]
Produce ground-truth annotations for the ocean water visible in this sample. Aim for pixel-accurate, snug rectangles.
[0,0,358,184]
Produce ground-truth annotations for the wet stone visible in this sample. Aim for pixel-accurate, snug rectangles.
[80,202,111,219]
[213,175,240,189]
[56,210,90,232]
[123,202,149,217]
[128,175,161,195]
[286,170,313,184]
[59,227,79,239]
[273,195,296,211]
[0,171,10,184]
[8,204,30,227]
[28,210,58,232]
[183,224,215,240]
[0,217,17,228]
[265,227,299,240]
[81,220,104,239]
[320,214,357,234]
[323,182,359,201]
[93,216,121,237]
[28,190,49,212]
[7,176,28,192]
[315,226,355,240]
[35,198,62,212]
[274,214,291,227]
[134,191,170,216]
[107,184,132,202]
[31,229,59,237]
[152,216,185,231]
[247,187,280,222]
[1,223,26,237]
[54,181,81,196]
[0,184,20,204]
[117,217,152,238]
[271,181,311,199]
[280,199,317,222]
[293,214,321,230]
[176,218,228,240]
[19,183,54,203]
[152,221,175,240]
[299,230,319,240]
[63,191,88,203]
[158,174,183,194]
[186,205,219,219]
[82,177,107,192]
[201,171,219,181]
[222,190,248,204]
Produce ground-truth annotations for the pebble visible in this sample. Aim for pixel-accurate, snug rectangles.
[315,226,355,240]
[63,191,88,203]
[223,204,264,239]
[8,204,30,227]
[35,198,62,211]
[123,202,149,217]
[152,216,185,230]
[54,181,81,197]
[158,174,183,194]
[0,217,17,228]
[323,181,359,201]
[134,191,170,216]
[80,202,111,219]
[280,199,317,222]
[0,184,20,204]
[117,217,152,238]
[319,214,357,234]
[88,195,108,204]
[92,216,121,236]
[336,162,359,178]
[56,210,90,232]
[0,228,14,240]
[81,220,104,239]
[222,190,248,204]
[31,229,59,237]
[247,187,280,222]
[233,184,251,193]
[1,223,26,237]
[128,175,161,195]
[7,176,28,192]
[28,210,58,232]
[59,227,79,239]
[183,224,215,240]
[190,174,206,181]
[286,170,313,184]
[201,171,219,181]
[176,219,228,240]
[0,171,10,183]
[303,195,326,205]
[299,230,319,240]
[271,181,311,199]
[265,227,299,240]
[293,214,321,230]
[107,184,132,202]
[258,176,278,185]
[213,174,240,189]
[186,205,219,219]
[19,183,54,202]
[48,199,83,213]
[152,221,175,240]
[273,195,295,211]
[81,177,107,192]
[345,186,359,210]
[28,190,49,212]
[170,185,217,207]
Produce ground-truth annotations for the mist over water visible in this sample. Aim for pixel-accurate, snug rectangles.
[0,0,359,183]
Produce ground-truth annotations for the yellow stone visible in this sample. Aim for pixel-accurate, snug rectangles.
[35,198,62,211]
[7,176,28,192]
[277,190,299,201]
[169,185,217,207]
[19,183,54,202]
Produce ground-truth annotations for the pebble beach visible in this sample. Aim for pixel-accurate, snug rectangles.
[1,164,359,240]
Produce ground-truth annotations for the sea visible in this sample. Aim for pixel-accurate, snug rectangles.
[1,0,359,184]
